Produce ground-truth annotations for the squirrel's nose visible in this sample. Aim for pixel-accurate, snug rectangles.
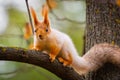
[39,35,42,37]
[39,35,43,39]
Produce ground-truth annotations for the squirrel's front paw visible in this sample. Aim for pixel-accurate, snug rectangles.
[31,47,40,51]
[49,54,56,62]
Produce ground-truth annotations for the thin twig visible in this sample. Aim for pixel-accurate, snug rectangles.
[25,0,34,34]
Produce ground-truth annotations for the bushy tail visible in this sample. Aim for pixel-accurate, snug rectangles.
[71,56,90,75]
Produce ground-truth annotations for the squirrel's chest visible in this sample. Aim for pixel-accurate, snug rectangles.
[37,39,58,52]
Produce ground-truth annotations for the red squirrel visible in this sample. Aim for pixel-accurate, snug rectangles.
[30,5,89,75]
[26,4,120,75]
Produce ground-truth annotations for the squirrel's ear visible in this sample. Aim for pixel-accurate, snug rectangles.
[30,7,39,26]
[42,5,49,27]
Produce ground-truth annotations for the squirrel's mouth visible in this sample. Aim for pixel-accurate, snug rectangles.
[39,37,44,40]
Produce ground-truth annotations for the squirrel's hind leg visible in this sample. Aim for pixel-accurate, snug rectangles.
[58,53,72,66]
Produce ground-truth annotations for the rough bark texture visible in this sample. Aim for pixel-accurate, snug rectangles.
[1,44,120,80]
[0,47,83,80]
[86,0,120,80]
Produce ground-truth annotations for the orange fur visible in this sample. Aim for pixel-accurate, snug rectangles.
[116,0,120,7]
[30,7,39,25]
[24,22,32,40]
[30,5,72,64]
[42,4,49,26]
[26,9,120,75]
[58,53,72,66]
[49,44,61,62]
[30,5,90,75]
[33,43,42,51]
[30,6,61,62]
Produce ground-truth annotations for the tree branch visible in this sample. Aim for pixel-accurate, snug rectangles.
[0,43,120,80]
[0,47,83,80]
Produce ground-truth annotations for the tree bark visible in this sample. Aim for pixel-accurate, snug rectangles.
[1,43,120,80]
[86,0,120,80]
[0,47,83,80]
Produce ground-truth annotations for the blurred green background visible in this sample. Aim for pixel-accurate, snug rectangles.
[0,0,86,80]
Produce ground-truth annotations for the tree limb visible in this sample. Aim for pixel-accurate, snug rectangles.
[0,47,83,80]
[0,43,120,80]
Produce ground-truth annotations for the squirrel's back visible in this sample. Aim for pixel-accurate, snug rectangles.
[50,28,79,56]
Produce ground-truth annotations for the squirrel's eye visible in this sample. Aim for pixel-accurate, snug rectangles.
[46,29,48,32]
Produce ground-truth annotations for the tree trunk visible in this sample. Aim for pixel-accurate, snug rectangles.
[85,0,120,80]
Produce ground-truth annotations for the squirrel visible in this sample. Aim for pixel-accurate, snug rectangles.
[30,5,90,75]
[29,5,120,75]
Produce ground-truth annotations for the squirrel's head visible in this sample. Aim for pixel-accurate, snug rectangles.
[30,5,50,40]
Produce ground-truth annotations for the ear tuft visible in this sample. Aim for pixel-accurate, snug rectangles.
[42,4,49,26]
[30,7,39,26]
